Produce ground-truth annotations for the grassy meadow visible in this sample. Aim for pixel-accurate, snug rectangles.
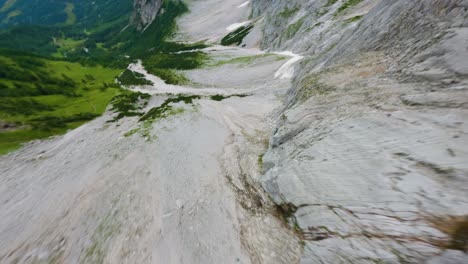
[0,51,122,154]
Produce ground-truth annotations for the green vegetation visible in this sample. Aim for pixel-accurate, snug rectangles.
[0,0,204,155]
[0,0,135,67]
[0,26,62,55]
[335,0,363,15]
[62,3,76,26]
[29,113,100,131]
[149,69,190,85]
[0,51,78,97]
[221,24,254,46]
[117,69,153,86]
[108,91,150,122]
[0,0,202,66]
[279,6,299,18]
[210,94,249,101]
[0,0,132,28]
[0,129,53,155]
[114,0,191,56]
[115,93,251,136]
[0,0,200,60]
[0,24,133,67]
[258,154,264,172]
[274,202,298,223]
[142,52,208,84]
[132,48,209,84]
[126,1,209,84]
[0,0,17,13]
[52,37,85,58]
[285,16,306,38]
[297,75,336,103]
[0,98,53,115]
[122,94,200,139]
[94,0,207,62]
[325,0,339,7]
[0,50,121,154]
[2,9,20,24]
[143,52,208,70]
[345,15,363,23]
[139,95,200,123]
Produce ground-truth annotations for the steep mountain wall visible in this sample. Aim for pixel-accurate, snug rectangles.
[252,0,467,80]
[251,0,468,263]
[131,0,163,30]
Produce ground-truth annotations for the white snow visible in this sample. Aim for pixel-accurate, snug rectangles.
[238,1,250,8]
[273,51,304,79]
[226,21,250,31]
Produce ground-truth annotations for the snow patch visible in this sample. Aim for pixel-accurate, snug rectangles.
[238,1,250,8]
[226,21,250,31]
[273,51,304,79]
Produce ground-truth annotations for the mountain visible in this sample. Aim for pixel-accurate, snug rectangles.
[0,0,467,263]
[131,0,163,30]
[0,0,194,153]
[250,0,468,262]
[0,0,168,57]
[0,0,132,28]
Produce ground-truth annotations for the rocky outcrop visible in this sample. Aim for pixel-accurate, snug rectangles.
[252,0,468,78]
[251,0,468,262]
[130,0,163,30]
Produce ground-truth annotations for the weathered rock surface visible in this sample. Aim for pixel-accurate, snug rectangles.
[131,0,163,30]
[174,0,251,43]
[249,0,468,262]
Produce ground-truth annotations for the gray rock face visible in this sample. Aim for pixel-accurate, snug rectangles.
[251,0,468,262]
[254,0,468,74]
[131,0,163,30]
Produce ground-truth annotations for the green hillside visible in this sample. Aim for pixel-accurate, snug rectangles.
[0,0,203,155]
[0,0,132,28]
[0,49,123,154]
